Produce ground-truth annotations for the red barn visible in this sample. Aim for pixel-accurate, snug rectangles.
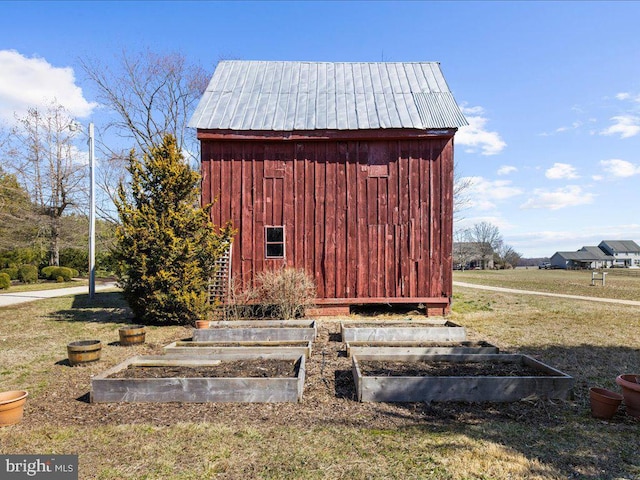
[189,61,467,315]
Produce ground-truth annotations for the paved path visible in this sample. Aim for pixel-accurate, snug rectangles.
[0,282,118,307]
[453,281,640,307]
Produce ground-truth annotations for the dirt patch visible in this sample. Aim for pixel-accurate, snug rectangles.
[358,360,550,377]
[108,360,298,379]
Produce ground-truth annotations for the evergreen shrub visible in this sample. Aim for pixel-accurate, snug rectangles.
[113,135,234,326]
[0,272,10,289]
[17,264,38,284]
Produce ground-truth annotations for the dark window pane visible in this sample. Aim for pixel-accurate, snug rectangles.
[266,243,284,258]
[266,227,283,242]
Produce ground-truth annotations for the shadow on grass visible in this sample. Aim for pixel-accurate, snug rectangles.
[362,344,640,479]
[47,291,135,324]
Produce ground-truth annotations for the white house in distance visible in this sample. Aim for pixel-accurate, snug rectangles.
[598,240,640,268]
[550,240,640,269]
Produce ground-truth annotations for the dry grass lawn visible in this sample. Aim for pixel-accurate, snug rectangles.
[0,275,639,479]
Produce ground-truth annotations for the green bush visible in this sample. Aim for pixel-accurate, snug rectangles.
[40,266,57,279]
[59,248,88,275]
[51,267,74,282]
[0,267,18,280]
[0,272,10,290]
[17,264,38,284]
[40,266,76,281]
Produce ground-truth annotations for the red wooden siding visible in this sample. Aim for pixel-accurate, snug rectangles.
[200,136,454,304]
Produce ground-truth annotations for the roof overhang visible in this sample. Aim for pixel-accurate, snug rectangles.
[196,128,458,142]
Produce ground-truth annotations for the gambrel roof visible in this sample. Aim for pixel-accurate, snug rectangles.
[189,61,468,131]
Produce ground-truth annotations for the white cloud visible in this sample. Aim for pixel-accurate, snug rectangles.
[0,49,97,124]
[464,176,523,210]
[497,165,517,176]
[520,185,595,210]
[600,114,640,138]
[616,92,631,101]
[600,158,640,177]
[545,163,579,180]
[456,105,506,156]
[592,174,604,181]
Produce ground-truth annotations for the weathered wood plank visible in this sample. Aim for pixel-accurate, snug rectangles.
[345,342,499,358]
[341,323,466,343]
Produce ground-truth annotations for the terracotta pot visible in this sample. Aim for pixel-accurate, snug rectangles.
[67,340,102,366]
[195,320,209,329]
[119,325,146,346]
[589,387,623,419]
[0,390,28,427]
[616,374,640,418]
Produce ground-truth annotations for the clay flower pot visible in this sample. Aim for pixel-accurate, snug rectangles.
[67,340,102,366]
[589,387,623,419]
[195,320,209,329]
[0,390,28,427]
[616,374,640,418]
[119,325,146,346]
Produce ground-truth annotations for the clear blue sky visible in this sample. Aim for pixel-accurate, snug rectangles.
[2,1,640,257]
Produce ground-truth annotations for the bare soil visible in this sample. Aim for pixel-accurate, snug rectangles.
[109,360,298,379]
[358,360,550,377]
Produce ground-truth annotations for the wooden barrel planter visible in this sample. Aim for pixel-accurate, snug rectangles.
[67,340,102,366]
[0,390,28,427]
[119,325,146,346]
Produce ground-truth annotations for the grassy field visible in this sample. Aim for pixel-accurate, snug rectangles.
[0,279,639,479]
[453,268,640,301]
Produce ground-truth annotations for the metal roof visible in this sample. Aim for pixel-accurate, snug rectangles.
[599,240,640,253]
[189,61,468,131]
[553,250,612,261]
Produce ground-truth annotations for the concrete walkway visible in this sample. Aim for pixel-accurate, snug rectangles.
[0,282,118,307]
[453,281,640,307]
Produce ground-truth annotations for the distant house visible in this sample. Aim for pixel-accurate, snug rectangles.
[550,246,613,270]
[598,240,640,268]
[453,242,494,270]
[550,240,640,269]
[189,60,468,315]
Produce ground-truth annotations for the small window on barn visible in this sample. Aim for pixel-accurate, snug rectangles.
[265,226,285,258]
[367,143,389,177]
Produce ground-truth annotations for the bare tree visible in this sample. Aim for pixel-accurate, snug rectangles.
[468,221,503,270]
[80,49,210,163]
[5,103,87,265]
[80,50,212,223]
[497,244,522,269]
[453,160,473,218]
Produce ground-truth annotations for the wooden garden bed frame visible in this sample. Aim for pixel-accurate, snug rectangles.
[351,353,574,403]
[193,320,317,343]
[91,354,306,403]
[341,320,466,343]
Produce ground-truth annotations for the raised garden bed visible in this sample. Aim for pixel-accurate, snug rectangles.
[91,354,305,403]
[341,320,466,343]
[193,320,317,343]
[345,341,498,358]
[352,353,574,403]
[164,340,313,359]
